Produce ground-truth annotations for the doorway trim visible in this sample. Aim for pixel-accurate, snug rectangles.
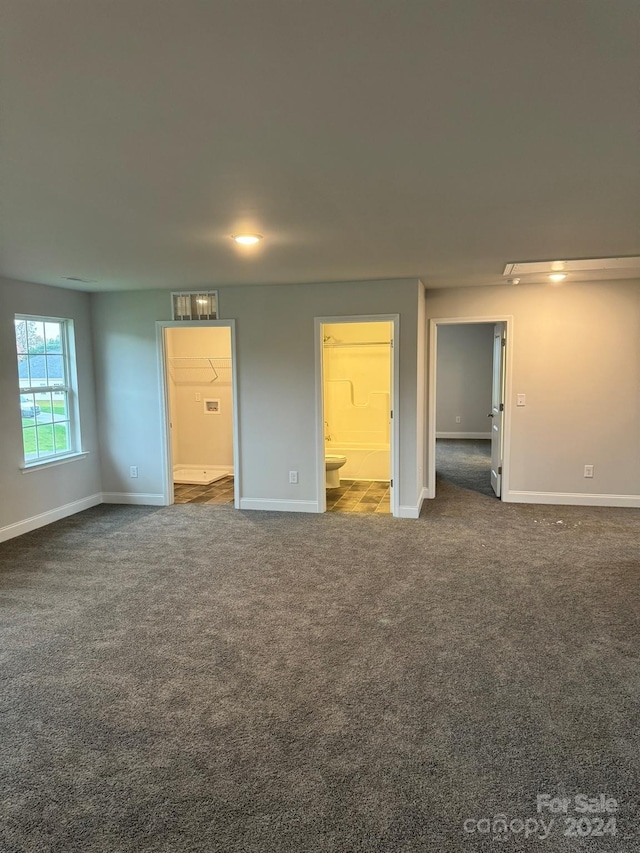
[314,314,400,517]
[156,320,240,508]
[427,315,514,500]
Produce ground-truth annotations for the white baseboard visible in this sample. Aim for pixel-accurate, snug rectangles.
[0,493,103,543]
[396,504,420,519]
[101,492,166,506]
[239,498,319,513]
[436,432,492,440]
[505,490,640,508]
[395,488,430,519]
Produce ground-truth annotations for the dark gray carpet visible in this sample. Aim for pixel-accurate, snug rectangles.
[436,438,495,497]
[1,487,639,851]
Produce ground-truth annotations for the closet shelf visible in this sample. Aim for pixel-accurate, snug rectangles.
[169,357,232,383]
[323,341,391,348]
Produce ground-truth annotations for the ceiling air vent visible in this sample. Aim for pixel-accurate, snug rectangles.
[171,291,218,321]
[503,256,640,283]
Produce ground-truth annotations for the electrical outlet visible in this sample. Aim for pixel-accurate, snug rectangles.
[455,416,461,423]
[130,466,138,478]
[584,464,594,478]
[289,471,298,484]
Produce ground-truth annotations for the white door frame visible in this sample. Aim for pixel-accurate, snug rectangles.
[314,314,400,517]
[156,320,240,508]
[427,315,514,500]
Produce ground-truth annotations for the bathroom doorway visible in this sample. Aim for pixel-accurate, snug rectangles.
[158,321,239,508]
[315,316,398,516]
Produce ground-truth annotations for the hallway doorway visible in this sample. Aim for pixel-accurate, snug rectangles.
[428,316,512,501]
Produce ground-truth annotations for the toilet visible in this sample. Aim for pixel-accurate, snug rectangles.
[325,454,347,488]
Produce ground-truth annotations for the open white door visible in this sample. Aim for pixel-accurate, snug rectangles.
[490,322,506,497]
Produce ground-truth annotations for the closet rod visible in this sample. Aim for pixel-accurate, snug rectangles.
[323,341,391,348]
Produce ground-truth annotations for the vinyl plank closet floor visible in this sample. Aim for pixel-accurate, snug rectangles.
[174,476,235,505]
[174,477,390,513]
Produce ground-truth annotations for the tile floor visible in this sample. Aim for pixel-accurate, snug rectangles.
[173,475,235,505]
[327,479,390,514]
[173,476,390,513]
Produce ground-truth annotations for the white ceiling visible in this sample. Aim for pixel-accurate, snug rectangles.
[1,0,639,292]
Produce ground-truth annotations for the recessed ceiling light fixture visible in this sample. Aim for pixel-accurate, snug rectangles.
[231,233,263,245]
[549,273,567,282]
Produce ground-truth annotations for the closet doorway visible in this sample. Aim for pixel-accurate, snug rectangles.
[158,321,239,508]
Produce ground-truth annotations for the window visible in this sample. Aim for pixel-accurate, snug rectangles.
[14,315,81,465]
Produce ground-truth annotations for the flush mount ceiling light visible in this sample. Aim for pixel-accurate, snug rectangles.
[231,233,263,245]
[503,256,640,284]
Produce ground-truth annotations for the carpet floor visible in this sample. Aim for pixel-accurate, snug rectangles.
[436,438,494,498]
[1,479,638,851]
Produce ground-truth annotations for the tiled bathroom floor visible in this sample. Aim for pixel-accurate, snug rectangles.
[173,475,235,505]
[327,480,390,514]
[174,476,390,513]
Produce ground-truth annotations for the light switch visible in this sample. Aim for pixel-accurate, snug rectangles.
[516,393,526,407]
[195,393,201,402]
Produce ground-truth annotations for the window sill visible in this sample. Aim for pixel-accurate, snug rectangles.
[20,451,90,473]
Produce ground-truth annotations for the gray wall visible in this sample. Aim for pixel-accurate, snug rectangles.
[436,324,494,436]
[91,279,425,510]
[0,276,102,535]
[426,280,640,501]
[4,272,634,534]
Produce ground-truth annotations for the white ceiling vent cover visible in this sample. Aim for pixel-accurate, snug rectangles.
[503,257,640,277]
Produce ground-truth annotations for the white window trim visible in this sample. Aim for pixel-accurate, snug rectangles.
[21,451,90,473]
[15,313,84,466]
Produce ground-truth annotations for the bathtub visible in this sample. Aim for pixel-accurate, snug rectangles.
[325,443,390,482]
